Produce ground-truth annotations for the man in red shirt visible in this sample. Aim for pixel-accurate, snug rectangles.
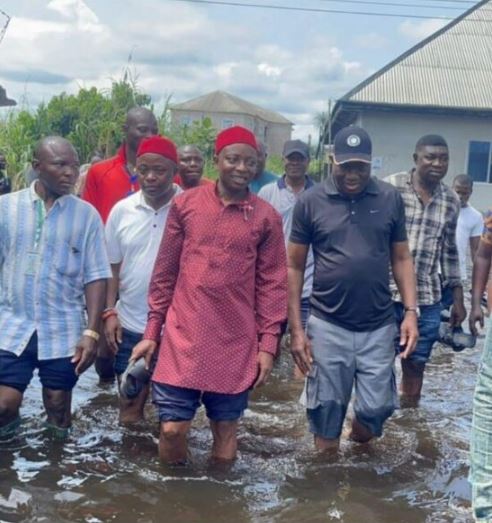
[82,107,158,381]
[82,107,158,223]
[132,126,287,464]
[174,145,213,190]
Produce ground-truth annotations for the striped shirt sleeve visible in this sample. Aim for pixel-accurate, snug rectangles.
[83,210,112,284]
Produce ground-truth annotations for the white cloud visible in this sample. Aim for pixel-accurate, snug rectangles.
[257,63,282,78]
[398,19,447,41]
[0,1,368,144]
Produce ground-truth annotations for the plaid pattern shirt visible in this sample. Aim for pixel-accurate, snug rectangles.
[385,170,461,305]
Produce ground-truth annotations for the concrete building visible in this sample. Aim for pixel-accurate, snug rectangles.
[171,90,292,156]
[330,0,492,211]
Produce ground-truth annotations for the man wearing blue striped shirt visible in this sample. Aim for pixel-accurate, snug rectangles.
[0,137,111,439]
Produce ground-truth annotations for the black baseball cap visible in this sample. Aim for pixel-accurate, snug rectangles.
[283,139,310,159]
[332,126,372,165]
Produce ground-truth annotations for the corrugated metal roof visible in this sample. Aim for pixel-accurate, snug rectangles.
[343,0,492,110]
[172,90,292,125]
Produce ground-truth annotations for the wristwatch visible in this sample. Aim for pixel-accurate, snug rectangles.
[404,306,421,318]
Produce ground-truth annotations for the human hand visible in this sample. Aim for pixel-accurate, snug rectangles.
[450,301,466,328]
[104,315,122,354]
[290,330,312,376]
[72,336,97,375]
[130,339,157,370]
[469,305,484,336]
[399,313,419,359]
[254,351,274,388]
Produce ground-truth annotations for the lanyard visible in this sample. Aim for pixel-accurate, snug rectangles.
[33,200,46,251]
[125,166,138,196]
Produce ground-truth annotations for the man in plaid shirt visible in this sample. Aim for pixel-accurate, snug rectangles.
[386,134,465,404]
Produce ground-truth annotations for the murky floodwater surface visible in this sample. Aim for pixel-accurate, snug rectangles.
[0,327,482,523]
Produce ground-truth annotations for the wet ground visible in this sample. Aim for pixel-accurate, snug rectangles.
[0,330,483,523]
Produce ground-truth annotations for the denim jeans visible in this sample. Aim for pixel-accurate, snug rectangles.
[471,320,492,521]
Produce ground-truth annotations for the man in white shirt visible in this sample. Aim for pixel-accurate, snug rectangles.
[452,175,483,285]
[104,135,182,423]
[258,139,315,331]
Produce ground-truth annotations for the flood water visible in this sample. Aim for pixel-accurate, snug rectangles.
[0,328,483,523]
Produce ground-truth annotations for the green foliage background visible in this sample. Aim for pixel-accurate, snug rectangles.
[0,72,321,189]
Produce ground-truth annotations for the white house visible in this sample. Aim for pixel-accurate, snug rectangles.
[330,0,492,211]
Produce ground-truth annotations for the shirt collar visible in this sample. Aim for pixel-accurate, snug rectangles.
[213,180,254,207]
[29,180,71,210]
[324,175,379,197]
[277,175,315,190]
[117,144,127,163]
[135,185,182,211]
[408,168,443,198]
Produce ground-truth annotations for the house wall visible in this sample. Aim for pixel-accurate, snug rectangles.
[355,109,492,212]
[265,123,292,156]
[171,109,292,157]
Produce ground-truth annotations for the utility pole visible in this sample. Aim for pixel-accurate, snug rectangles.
[0,8,10,46]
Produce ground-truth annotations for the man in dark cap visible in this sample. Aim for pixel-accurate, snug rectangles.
[288,126,418,452]
[259,139,315,375]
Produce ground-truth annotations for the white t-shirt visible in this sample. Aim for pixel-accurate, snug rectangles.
[258,176,314,299]
[105,187,182,333]
[456,204,483,281]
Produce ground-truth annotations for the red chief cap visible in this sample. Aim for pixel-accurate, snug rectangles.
[137,135,178,163]
[215,126,258,155]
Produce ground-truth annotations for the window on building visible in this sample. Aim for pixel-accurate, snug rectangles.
[221,118,235,129]
[180,116,192,126]
[468,141,491,183]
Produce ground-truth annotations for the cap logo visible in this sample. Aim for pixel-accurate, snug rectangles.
[347,134,361,147]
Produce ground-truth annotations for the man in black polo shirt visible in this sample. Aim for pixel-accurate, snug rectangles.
[288,126,419,451]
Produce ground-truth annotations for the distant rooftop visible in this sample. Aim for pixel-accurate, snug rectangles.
[172,90,292,125]
[338,0,492,111]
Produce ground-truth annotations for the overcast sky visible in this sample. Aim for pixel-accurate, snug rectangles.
[0,0,470,141]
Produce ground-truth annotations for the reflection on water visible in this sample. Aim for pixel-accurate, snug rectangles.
[0,332,482,523]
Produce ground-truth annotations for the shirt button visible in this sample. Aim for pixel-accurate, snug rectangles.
[351,211,355,215]
[153,224,157,228]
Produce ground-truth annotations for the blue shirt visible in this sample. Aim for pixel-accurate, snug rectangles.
[0,183,111,359]
[249,169,278,194]
[258,175,315,299]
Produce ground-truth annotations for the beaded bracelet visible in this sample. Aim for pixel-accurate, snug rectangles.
[101,308,118,321]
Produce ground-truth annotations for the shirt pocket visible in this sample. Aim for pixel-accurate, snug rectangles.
[54,241,84,279]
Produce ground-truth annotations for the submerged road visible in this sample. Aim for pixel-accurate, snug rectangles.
[0,324,484,523]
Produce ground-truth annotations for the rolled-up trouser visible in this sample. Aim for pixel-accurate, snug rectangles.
[471,320,492,521]
[301,314,398,440]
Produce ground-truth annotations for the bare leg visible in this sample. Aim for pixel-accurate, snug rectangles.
[117,380,149,424]
[209,420,239,461]
[159,420,192,464]
[349,417,374,443]
[314,435,339,453]
[0,385,23,433]
[401,359,425,406]
[42,388,72,428]
[95,337,115,383]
